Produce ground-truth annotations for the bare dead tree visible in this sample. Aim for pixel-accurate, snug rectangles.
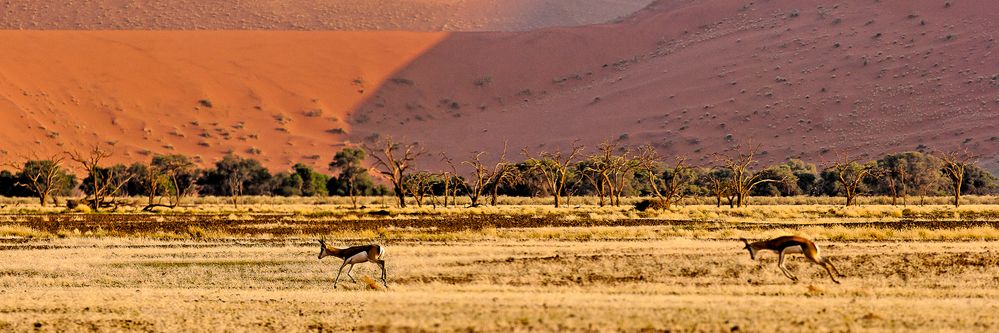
[440,153,458,208]
[637,145,692,210]
[831,155,875,207]
[713,145,777,207]
[367,138,423,208]
[522,142,584,208]
[607,148,638,207]
[12,155,68,206]
[487,163,514,206]
[402,171,435,208]
[936,149,977,208]
[581,141,637,207]
[581,144,614,207]
[463,151,490,207]
[490,165,521,206]
[226,171,246,209]
[462,146,510,207]
[68,145,132,211]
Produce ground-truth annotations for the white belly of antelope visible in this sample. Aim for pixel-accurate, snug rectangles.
[346,252,370,264]
[783,246,803,254]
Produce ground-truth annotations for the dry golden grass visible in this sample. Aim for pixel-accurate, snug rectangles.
[1,200,997,331]
[1,238,998,331]
[2,195,998,216]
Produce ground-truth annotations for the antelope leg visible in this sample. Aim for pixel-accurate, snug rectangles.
[334,259,348,288]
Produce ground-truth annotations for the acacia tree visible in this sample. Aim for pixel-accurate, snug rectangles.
[875,155,910,206]
[14,156,70,206]
[714,145,778,207]
[462,147,510,207]
[367,138,423,208]
[204,155,270,208]
[487,166,514,206]
[402,171,436,208]
[583,141,637,207]
[440,153,458,207]
[330,147,368,209]
[69,146,132,211]
[581,144,614,207]
[878,151,942,206]
[703,167,733,208]
[143,154,198,211]
[936,150,976,208]
[830,156,875,207]
[522,143,584,208]
[637,145,692,210]
[462,151,490,207]
[606,147,638,207]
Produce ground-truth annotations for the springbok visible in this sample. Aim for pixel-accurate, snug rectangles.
[741,235,844,283]
[317,239,388,288]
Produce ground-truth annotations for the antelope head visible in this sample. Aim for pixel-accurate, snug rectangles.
[318,238,329,260]
[741,238,757,260]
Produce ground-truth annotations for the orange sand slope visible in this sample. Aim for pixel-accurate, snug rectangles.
[1,0,998,172]
[0,0,654,31]
[0,31,446,168]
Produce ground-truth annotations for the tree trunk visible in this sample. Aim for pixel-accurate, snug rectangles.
[953,181,961,208]
[38,193,48,207]
[490,185,500,206]
[596,185,605,207]
[348,178,358,209]
[394,184,406,208]
[443,179,449,208]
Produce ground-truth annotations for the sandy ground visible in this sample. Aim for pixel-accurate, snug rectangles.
[0,238,997,331]
[0,0,997,172]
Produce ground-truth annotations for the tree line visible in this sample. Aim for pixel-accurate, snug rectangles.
[0,140,995,211]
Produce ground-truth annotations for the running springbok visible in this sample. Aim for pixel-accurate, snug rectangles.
[741,235,844,283]
[317,238,388,288]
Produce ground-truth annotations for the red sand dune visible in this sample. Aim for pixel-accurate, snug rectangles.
[0,31,446,168]
[0,0,654,31]
[1,0,997,172]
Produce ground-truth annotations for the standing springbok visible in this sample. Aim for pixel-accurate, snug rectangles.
[317,239,387,288]
[741,236,844,283]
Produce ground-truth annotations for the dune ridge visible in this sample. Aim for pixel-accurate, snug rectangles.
[0,0,654,32]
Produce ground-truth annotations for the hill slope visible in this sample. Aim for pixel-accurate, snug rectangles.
[352,0,999,170]
[0,0,996,172]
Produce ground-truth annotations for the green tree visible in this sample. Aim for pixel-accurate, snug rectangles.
[292,163,329,197]
[329,147,369,208]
